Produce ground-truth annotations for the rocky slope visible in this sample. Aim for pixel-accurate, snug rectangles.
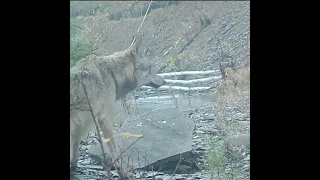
[70,1,250,73]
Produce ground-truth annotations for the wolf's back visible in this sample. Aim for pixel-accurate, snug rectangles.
[70,55,116,111]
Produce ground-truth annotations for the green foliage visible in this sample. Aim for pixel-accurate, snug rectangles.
[164,56,177,72]
[70,3,110,18]
[206,135,250,180]
[70,22,93,67]
[103,9,114,20]
[70,1,177,21]
[149,1,177,9]
[206,137,228,179]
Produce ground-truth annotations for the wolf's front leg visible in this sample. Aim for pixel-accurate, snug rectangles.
[99,118,133,179]
[70,133,81,172]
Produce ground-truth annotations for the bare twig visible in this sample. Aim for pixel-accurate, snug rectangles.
[76,74,112,179]
[71,24,83,30]
[217,8,249,39]
[130,0,154,48]
[220,63,227,80]
[147,1,171,56]
[211,27,225,59]
[121,95,132,115]
[177,11,211,55]
[210,7,250,71]
[170,153,182,179]
[111,137,143,166]
[152,165,167,180]
[89,47,99,55]
[117,138,135,177]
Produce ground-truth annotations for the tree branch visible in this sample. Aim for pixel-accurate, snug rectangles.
[170,153,182,179]
[76,74,112,179]
[130,0,154,48]
[111,137,143,166]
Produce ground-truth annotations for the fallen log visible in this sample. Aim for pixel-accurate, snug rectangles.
[164,76,221,84]
[157,70,220,78]
[140,85,214,91]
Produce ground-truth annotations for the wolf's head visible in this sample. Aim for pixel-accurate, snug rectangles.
[125,44,166,89]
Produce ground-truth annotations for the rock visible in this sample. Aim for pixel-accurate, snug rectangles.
[111,170,120,178]
[80,145,90,151]
[145,171,158,178]
[78,158,91,165]
[226,133,250,151]
[88,153,112,165]
[195,147,206,151]
[173,175,185,180]
[197,126,217,135]
[77,164,104,170]
[72,175,88,180]
[243,164,250,169]
[193,136,199,139]
[153,175,165,180]
[89,108,195,170]
[244,155,250,161]
[176,164,192,174]
[161,175,173,180]
[195,130,205,134]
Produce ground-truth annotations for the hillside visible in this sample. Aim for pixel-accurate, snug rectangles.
[70,1,250,73]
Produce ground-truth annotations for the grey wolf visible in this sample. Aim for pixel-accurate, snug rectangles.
[70,44,166,179]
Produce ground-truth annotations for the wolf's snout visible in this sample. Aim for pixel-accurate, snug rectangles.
[147,75,166,88]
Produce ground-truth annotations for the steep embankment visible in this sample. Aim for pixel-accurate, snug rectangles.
[71,1,250,73]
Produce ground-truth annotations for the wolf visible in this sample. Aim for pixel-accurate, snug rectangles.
[70,44,166,179]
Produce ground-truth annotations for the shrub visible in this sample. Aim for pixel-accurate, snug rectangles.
[206,137,228,180]
[70,22,93,67]
[205,61,250,180]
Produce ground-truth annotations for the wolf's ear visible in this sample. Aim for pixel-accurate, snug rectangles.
[132,40,140,54]
[131,36,142,54]
[125,45,139,58]
[126,36,142,57]
[125,49,133,57]
[125,48,139,62]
